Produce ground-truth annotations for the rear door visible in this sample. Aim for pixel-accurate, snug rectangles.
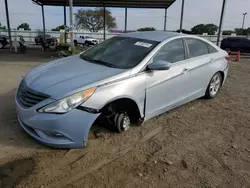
[185,38,218,98]
[79,36,85,44]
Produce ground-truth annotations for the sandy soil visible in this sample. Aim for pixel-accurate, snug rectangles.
[0,59,249,188]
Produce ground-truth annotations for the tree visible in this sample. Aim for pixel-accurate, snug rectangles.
[75,8,116,32]
[0,23,6,30]
[17,23,31,30]
[191,24,218,35]
[51,25,69,31]
[137,27,156,31]
[222,30,234,35]
[234,28,250,36]
[176,29,192,34]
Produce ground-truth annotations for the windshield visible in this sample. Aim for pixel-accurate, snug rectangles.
[80,36,159,69]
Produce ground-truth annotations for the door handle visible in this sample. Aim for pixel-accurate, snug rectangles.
[182,68,189,74]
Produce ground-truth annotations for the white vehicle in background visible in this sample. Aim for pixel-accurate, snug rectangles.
[74,35,99,46]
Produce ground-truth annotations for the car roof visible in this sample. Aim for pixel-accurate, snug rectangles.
[120,31,183,42]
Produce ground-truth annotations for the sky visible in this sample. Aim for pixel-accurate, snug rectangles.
[0,0,249,31]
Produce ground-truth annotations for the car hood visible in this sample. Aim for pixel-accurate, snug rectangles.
[24,55,128,99]
[86,38,98,41]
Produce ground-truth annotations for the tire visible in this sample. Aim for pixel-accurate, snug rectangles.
[84,41,89,46]
[115,113,131,133]
[205,72,222,99]
[74,40,78,46]
[0,42,3,49]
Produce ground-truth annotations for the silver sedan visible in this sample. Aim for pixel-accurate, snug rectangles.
[15,31,229,148]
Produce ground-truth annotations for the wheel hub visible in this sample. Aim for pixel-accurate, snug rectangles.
[122,116,130,131]
[209,75,221,96]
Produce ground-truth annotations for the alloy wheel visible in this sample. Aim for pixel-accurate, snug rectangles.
[209,74,221,96]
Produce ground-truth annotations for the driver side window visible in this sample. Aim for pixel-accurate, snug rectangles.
[153,39,186,63]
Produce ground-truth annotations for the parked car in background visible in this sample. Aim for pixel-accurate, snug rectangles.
[35,34,57,45]
[221,37,250,53]
[16,31,229,148]
[74,35,99,46]
[0,34,9,49]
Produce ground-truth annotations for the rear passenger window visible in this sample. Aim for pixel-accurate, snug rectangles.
[153,39,185,63]
[207,44,218,53]
[186,39,209,58]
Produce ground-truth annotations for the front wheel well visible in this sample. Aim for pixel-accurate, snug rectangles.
[100,98,141,124]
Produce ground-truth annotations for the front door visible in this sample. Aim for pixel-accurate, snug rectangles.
[145,39,190,119]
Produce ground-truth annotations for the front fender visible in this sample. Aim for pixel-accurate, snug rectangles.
[81,74,146,118]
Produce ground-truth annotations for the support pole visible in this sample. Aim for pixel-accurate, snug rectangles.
[64,5,67,44]
[4,0,12,51]
[179,0,185,33]
[164,8,167,31]
[124,7,127,33]
[69,0,74,49]
[216,0,226,46]
[103,6,106,40]
[42,4,46,42]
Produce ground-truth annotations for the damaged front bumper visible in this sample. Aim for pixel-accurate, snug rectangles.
[15,97,100,148]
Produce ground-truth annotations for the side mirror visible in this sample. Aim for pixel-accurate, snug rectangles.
[147,60,171,71]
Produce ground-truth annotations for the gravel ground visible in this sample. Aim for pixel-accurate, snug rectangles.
[0,59,249,188]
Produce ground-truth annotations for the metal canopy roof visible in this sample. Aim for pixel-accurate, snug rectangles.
[32,0,176,8]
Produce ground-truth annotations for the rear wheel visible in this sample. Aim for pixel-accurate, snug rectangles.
[205,72,222,99]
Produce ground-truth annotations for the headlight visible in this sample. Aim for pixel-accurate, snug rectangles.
[38,88,96,113]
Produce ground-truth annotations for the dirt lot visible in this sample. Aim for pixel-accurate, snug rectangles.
[0,58,249,188]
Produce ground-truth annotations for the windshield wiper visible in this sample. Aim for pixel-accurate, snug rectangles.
[80,55,115,68]
[88,59,115,68]
[80,54,90,61]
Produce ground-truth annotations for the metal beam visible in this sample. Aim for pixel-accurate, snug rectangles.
[41,4,46,41]
[31,0,176,8]
[103,6,106,40]
[216,0,226,46]
[31,0,42,6]
[179,0,185,33]
[64,5,67,43]
[4,0,12,51]
[164,8,167,31]
[69,0,73,49]
[125,7,127,33]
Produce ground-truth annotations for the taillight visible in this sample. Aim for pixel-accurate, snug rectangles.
[225,55,230,61]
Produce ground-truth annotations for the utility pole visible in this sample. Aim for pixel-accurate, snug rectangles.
[179,0,185,33]
[241,12,247,35]
[42,5,46,43]
[216,0,227,46]
[4,0,12,51]
[164,8,167,31]
[69,0,74,50]
[124,7,127,33]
